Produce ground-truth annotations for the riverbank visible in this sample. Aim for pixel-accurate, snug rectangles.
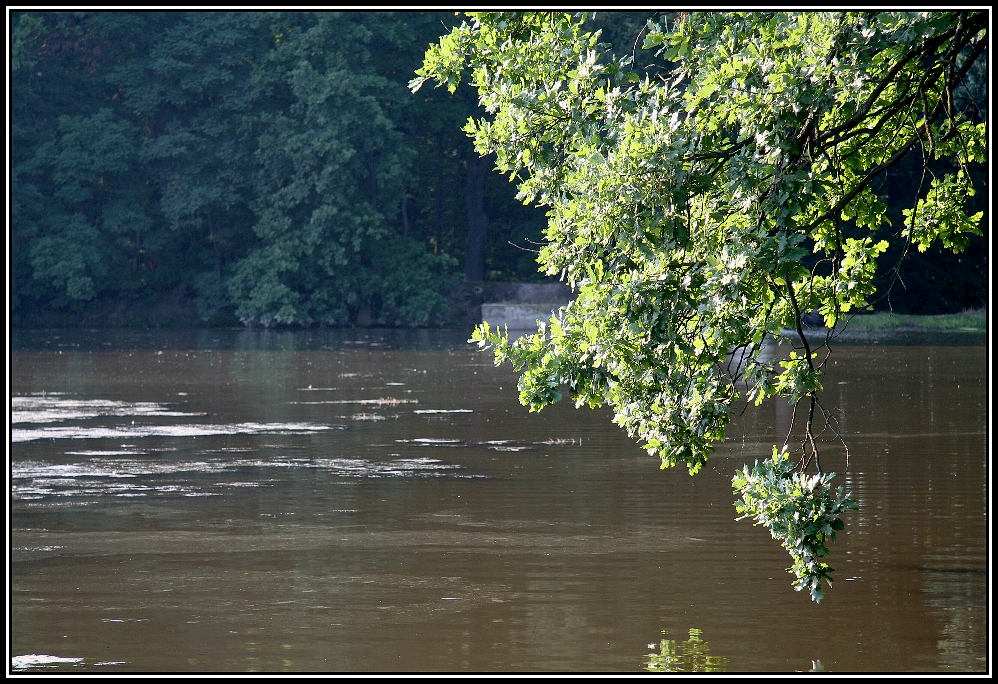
[12,295,986,336]
[11,281,567,330]
[839,308,986,332]
[779,308,987,346]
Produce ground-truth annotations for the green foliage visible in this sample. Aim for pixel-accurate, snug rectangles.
[646,628,728,672]
[28,213,106,304]
[12,11,544,327]
[733,448,858,602]
[419,11,986,599]
[902,174,983,253]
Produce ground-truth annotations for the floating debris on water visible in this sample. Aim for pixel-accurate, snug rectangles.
[65,450,145,456]
[413,409,472,414]
[396,437,579,450]
[11,655,84,670]
[12,397,200,424]
[293,398,418,406]
[11,455,466,502]
[397,438,463,445]
[13,422,337,443]
[101,618,146,623]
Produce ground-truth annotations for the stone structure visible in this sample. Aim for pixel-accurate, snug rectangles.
[480,282,573,330]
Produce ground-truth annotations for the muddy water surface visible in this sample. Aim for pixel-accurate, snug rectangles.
[10,329,987,672]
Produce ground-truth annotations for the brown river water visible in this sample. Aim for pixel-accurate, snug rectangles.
[9,329,987,672]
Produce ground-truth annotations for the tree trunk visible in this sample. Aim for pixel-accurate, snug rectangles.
[208,211,221,280]
[464,152,493,282]
[401,193,410,239]
[433,134,445,254]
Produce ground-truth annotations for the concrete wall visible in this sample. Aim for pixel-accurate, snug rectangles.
[480,303,566,330]
[505,282,573,304]
[479,283,574,329]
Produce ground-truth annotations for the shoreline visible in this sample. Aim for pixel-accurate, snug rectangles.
[779,310,986,343]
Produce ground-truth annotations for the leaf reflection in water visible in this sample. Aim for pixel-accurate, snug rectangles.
[646,628,728,673]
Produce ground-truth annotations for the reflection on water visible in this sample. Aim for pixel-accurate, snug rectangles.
[10,331,986,672]
[921,557,988,672]
[646,628,728,672]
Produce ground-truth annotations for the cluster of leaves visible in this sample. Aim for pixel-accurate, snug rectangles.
[733,448,858,602]
[646,628,728,673]
[418,11,986,599]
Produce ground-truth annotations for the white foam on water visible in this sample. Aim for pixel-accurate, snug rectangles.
[65,450,146,456]
[101,618,146,622]
[11,456,463,500]
[12,397,200,424]
[12,655,84,669]
[243,457,457,476]
[14,462,147,478]
[12,422,336,443]
[397,438,463,445]
[293,398,418,406]
[391,437,575,451]
[413,409,473,414]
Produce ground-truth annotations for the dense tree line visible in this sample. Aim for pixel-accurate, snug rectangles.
[11,11,548,327]
[10,12,985,328]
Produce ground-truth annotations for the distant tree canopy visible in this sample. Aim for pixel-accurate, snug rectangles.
[11,12,985,328]
[11,11,549,327]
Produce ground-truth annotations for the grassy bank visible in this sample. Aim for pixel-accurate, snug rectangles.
[838,308,986,332]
